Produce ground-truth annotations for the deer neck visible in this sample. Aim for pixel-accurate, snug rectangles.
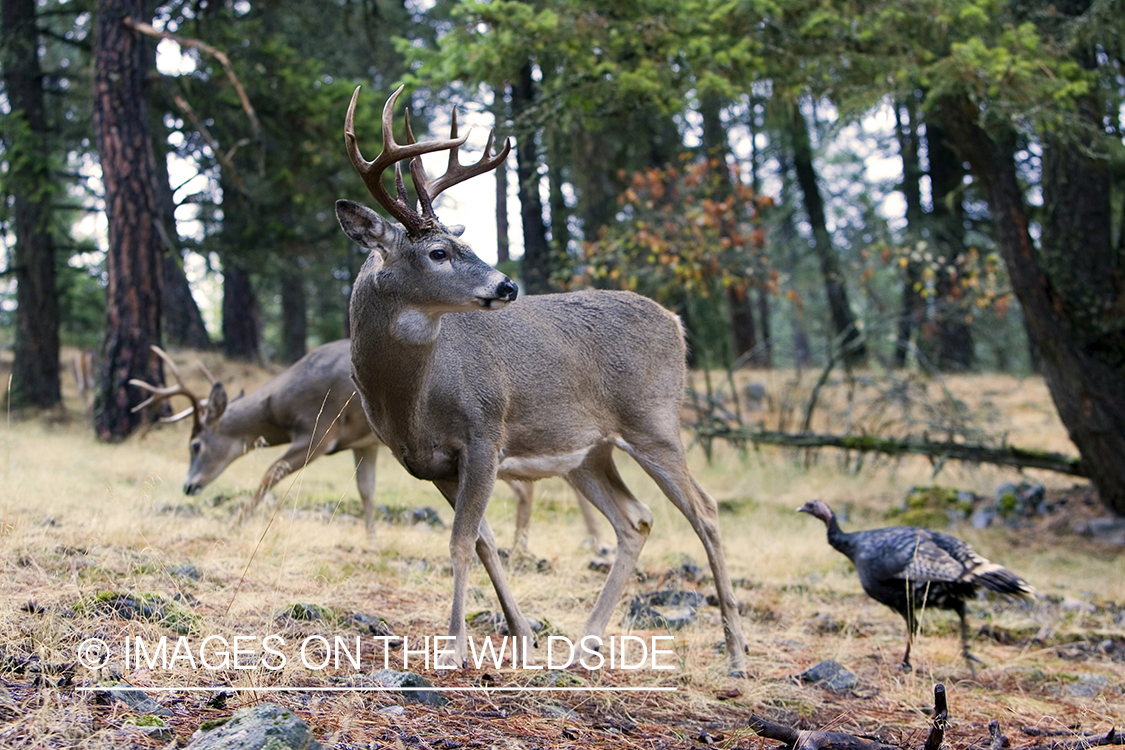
[219,389,288,448]
[356,300,445,437]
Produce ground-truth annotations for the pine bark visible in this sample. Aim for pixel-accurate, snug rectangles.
[92,0,166,439]
[152,112,210,349]
[894,99,924,367]
[221,260,260,361]
[492,84,511,265]
[927,117,974,371]
[790,102,866,363]
[940,93,1125,515]
[2,0,61,408]
[512,65,551,294]
[280,267,307,364]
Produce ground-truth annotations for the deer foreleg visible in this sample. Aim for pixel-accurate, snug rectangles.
[240,440,322,523]
[575,487,613,558]
[353,445,379,539]
[436,450,531,668]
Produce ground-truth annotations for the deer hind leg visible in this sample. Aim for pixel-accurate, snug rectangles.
[507,479,534,552]
[434,479,533,668]
[566,444,653,645]
[353,445,379,540]
[617,433,749,676]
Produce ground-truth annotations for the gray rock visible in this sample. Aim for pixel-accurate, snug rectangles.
[364,669,448,707]
[1059,596,1097,614]
[1072,517,1125,546]
[377,705,406,716]
[98,683,169,715]
[623,591,704,630]
[168,564,201,580]
[1065,673,1108,698]
[970,504,997,529]
[345,612,394,637]
[797,660,858,692]
[185,703,321,750]
[541,701,578,720]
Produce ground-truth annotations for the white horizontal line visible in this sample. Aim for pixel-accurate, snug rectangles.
[78,685,676,693]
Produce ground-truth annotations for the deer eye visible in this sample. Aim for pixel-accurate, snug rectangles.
[429,248,448,262]
[190,441,201,457]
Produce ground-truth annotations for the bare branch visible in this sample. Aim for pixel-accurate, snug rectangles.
[123,17,260,142]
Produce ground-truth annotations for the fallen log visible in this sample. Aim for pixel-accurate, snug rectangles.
[747,715,899,750]
[1024,728,1123,750]
[694,427,1086,478]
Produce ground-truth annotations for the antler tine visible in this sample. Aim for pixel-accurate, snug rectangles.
[127,346,203,429]
[345,85,468,235]
[411,106,512,221]
[198,361,217,386]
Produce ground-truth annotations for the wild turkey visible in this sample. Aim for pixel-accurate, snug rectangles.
[798,500,1035,674]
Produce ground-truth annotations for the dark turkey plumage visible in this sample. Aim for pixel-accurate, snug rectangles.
[798,500,1035,674]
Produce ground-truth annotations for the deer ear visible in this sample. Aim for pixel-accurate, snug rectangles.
[206,382,227,424]
[336,199,398,258]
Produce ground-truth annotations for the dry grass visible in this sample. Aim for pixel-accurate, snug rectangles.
[0,351,1122,748]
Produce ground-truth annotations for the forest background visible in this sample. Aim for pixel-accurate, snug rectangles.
[2,0,1124,513]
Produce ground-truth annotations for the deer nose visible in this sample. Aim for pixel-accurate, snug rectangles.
[496,278,518,302]
[183,482,201,496]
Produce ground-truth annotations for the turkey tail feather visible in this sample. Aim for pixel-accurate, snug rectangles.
[972,563,1036,598]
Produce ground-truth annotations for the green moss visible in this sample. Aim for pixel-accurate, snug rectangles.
[891,509,949,529]
[998,491,1019,517]
[198,717,231,732]
[126,715,166,727]
[280,602,337,623]
[72,591,203,635]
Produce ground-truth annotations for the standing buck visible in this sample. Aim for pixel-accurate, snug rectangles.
[131,342,597,549]
[337,86,748,673]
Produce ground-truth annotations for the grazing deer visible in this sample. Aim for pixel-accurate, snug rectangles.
[131,341,382,535]
[336,86,748,673]
[131,342,601,550]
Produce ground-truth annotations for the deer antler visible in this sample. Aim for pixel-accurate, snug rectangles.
[345,85,510,236]
[407,107,511,224]
[129,346,204,429]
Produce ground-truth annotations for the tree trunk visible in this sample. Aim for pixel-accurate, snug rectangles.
[280,265,307,364]
[151,110,210,349]
[92,0,165,440]
[512,65,552,294]
[700,95,762,365]
[756,285,773,367]
[492,84,511,265]
[2,0,60,409]
[940,93,1125,515]
[221,260,260,361]
[927,116,973,371]
[893,98,924,367]
[789,101,866,363]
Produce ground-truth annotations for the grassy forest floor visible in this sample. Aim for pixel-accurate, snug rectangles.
[0,349,1122,749]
